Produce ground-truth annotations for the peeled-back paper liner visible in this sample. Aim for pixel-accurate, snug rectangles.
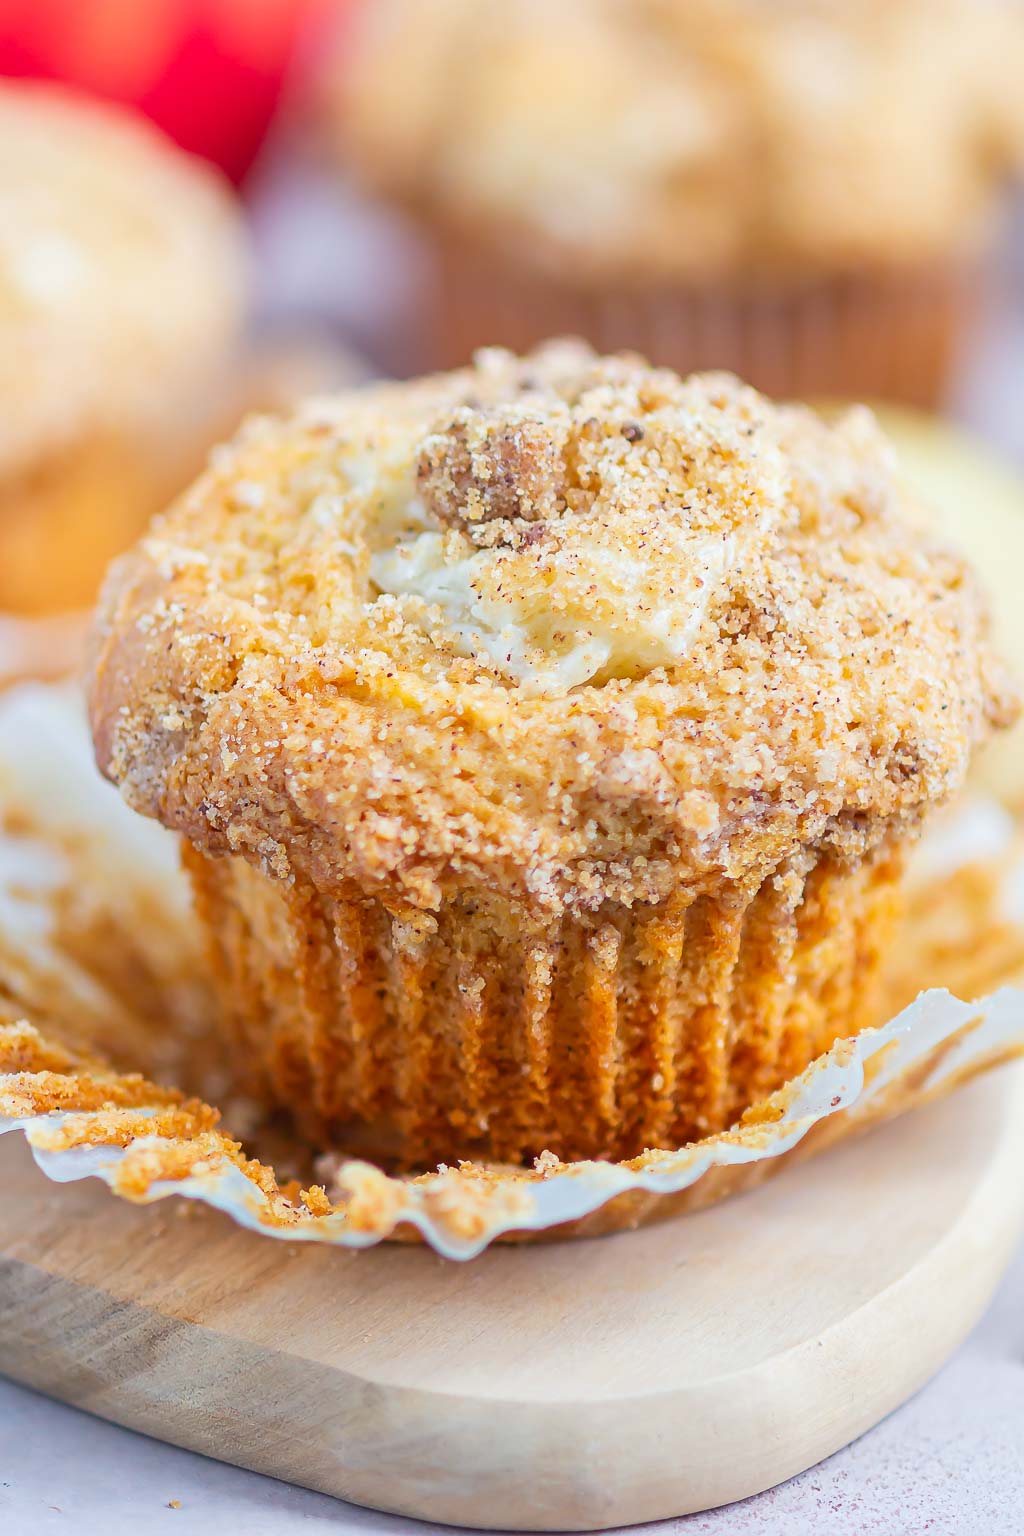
[1,684,1024,1260]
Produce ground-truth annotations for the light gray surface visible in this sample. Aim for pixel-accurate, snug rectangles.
[1,1240,1022,1535]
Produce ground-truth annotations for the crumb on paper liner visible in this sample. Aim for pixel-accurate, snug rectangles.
[1,683,1024,1260]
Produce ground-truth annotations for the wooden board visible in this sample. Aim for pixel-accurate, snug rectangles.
[2,1065,1024,1531]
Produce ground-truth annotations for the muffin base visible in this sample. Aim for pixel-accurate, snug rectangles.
[186,837,905,1170]
[424,236,981,407]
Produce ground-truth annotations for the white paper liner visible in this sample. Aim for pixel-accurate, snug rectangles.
[1,682,1023,1260]
[2,986,1023,1260]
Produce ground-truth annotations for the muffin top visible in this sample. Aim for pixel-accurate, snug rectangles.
[0,82,248,481]
[335,0,1024,282]
[90,343,1016,914]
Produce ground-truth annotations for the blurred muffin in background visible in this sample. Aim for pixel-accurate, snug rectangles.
[330,0,1024,404]
[0,80,248,620]
[0,0,318,185]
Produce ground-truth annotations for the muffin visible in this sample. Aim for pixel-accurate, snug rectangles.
[0,81,248,618]
[332,0,1024,405]
[89,344,1016,1167]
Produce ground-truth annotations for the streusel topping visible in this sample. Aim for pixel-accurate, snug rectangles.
[336,0,1024,280]
[90,344,1016,912]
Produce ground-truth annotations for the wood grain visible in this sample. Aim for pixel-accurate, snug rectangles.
[2,1065,1023,1531]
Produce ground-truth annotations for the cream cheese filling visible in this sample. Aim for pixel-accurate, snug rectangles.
[369,528,735,695]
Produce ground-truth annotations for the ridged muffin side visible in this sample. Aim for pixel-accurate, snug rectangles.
[186,835,904,1166]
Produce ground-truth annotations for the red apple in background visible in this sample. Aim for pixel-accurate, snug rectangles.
[0,0,332,181]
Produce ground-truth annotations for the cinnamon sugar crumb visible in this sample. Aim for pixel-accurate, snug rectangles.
[90,341,1016,915]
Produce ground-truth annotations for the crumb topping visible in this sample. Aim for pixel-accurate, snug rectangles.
[0,80,247,480]
[417,405,572,526]
[90,343,1017,913]
[337,0,1024,280]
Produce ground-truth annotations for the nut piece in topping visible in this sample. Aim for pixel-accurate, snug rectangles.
[416,403,571,531]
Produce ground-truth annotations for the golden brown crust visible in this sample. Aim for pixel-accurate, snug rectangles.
[335,0,1024,281]
[0,80,247,482]
[90,344,1016,915]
